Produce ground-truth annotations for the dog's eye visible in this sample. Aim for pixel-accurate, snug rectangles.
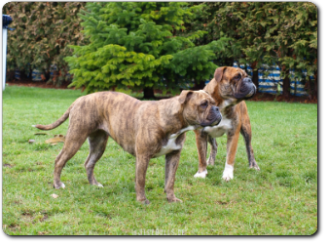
[200,101,208,108]
[234,74,241,80]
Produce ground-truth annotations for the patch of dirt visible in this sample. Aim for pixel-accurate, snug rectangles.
[215,200,229,205]
[40,214,49,222]
[248,92,317,104]
[7,223,21,231]
[21,212,34,222]
[6,79,317,103]
[3,163,13,168]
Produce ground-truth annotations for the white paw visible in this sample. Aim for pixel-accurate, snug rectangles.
[222,163,234,181]
[194,169,208,178]
[97,183,103,188]
[60,182,66,188]
[250,164,260,171]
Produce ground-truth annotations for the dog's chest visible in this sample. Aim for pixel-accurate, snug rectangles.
[153,125,196,158]
[202,117,233,138]
[154,135,182,157]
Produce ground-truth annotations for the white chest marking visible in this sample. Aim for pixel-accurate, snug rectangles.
[201,98,235,138]
[154,125,201,157]
[202,117,232,138]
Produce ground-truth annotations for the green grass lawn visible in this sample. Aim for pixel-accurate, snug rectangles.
[2,86,317,235]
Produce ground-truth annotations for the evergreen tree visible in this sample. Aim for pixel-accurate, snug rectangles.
[65,2,219,98]
[206,2,317,98]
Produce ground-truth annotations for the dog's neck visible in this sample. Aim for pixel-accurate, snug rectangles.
[203,79,236,115]
[157,98,189,134]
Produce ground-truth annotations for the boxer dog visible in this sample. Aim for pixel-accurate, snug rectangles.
[193,66,259,181]
[33,90,222,204]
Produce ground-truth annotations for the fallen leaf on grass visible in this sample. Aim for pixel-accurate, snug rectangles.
[45,136,65,144]
[51,194,59,199]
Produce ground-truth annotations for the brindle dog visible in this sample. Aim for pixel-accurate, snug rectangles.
[33,90,221,204]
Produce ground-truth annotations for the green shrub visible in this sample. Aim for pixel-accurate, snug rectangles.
[3,2,87,85]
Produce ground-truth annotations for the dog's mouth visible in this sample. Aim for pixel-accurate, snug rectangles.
[210,117,221,126]
[234,83,257,99]
[245,84,257,99]
[201,114,222,127]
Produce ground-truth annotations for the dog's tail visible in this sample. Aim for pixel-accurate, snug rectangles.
[32,105,72,131]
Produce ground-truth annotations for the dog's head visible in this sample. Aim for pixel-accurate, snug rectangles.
[214,66,257,102]
[179,90,222,127]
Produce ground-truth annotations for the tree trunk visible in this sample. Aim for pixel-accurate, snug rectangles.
[143,87,155,99]
[313,71,318,99]
[225,57,234,67]
[6,70,15,82]
[192,80,206,90]
[282,69,290,98]
[252,69,259,89]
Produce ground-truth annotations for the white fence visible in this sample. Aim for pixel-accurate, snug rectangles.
[232,62,311,97]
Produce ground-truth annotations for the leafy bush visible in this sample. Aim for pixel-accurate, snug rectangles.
[3,2,87,85]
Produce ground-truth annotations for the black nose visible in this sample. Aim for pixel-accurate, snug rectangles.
[214,106,222,120]
[243,77,253,84]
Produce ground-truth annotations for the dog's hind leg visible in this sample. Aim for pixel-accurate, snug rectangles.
[206,136,218,166]
[84,130,108,187]
[53,128,88,189]
[240,114,259,170]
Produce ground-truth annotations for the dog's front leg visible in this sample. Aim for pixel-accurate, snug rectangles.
[135,154,150,204]
[222,129,240,181]
[193,130,208,178]
[207,136,218,166]
[165,151,182,203]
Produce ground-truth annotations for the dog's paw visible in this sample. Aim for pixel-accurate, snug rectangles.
[222,172,233,181]
[137,198,150,205]
[53,182,65,189]
[222,163,234,182]
[97,183,104,188]
[194,169,207,178]
[250,162,260,171]
[143,199,150,205]
[167,196,183,203]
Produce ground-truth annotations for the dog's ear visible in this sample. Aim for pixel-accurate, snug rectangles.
[214,67,227,83]
[178,90,193,104]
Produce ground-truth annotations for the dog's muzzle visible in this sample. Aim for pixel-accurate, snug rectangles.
[202,106,222,127]
[245,84,257,98]
[241,78,257,98]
